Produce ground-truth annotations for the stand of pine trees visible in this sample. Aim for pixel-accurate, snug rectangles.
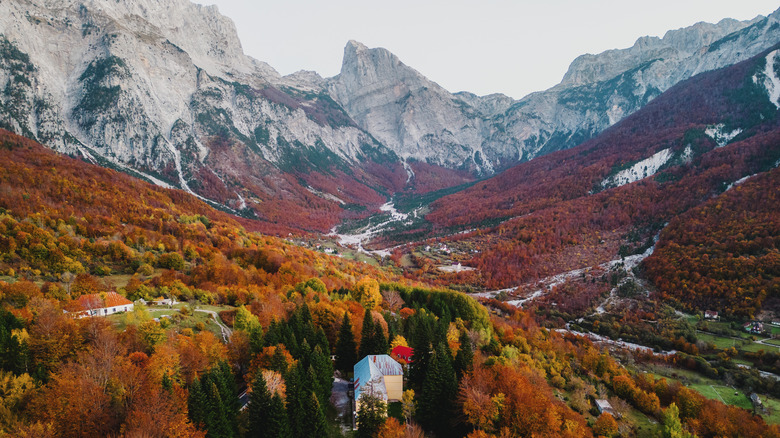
[188,362,239,438]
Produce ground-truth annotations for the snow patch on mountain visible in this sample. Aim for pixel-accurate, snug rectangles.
[681,145,693,164]
[306,187,346,205]
[402,160,415,184]
[705,123,743,147]
[761,50,780,109]
[602,148,672,188]
[726,174,756,191]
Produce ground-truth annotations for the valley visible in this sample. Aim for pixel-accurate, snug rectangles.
[0,1,779,437]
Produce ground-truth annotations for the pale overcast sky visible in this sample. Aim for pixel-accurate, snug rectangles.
[195,1,778,99]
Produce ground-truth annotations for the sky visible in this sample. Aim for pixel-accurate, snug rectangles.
[195,1,778,99]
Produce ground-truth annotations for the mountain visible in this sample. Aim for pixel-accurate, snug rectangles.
[328,12,780,173]
[0,0,408,232]
[398,42,780,318]
[1,0,779,232]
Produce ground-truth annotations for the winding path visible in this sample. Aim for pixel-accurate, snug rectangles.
[194,309,232,342]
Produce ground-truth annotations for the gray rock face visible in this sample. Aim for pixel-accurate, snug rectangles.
[328,11,780,172]
[328,41,494,172]
[0,0,391,212]
[0,0,779,208]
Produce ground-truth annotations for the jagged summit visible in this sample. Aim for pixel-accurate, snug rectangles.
[326,9,780,170]
[329,40,492,171]
[559,15,757,87]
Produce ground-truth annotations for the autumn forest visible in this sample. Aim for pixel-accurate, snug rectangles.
[0,25,780,438]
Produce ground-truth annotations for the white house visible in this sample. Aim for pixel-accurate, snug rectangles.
[353,354,403,407]
[69,292,134,318]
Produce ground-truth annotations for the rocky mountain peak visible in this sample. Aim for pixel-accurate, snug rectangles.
[335,40,424,94]
[559,14,758,88]
[16,0,278,81]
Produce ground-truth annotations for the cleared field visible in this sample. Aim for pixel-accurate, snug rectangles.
[690,384,752,410]
[696,332,738,349]
[625,408,660,438]
[738,341,780,353]
[107,304,228,340]
[760,396,780,424]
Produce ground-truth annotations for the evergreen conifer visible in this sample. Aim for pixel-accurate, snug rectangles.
[335,312,357,374]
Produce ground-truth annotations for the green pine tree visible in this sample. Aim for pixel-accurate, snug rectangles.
[247,371,273,438]
[264,319,281,346]
[312,345,334,403]
[408,311,434,387]
[215,362,239,434]
[372,322,388,355]
[358,308,375,360]
[314,326,330,355]
[268,393,291,438]
[270,345,288,376]
[417,342,458,436]
[205,380,232,438]
[247,371,292,438]
[285,363,305,438]
[335,312,357,374]
[454,330,473,379]
[248,324,264,355]
[301,392,329,437]
[356,383,387,438]
[299,339,313,370]
[188,377,207,429]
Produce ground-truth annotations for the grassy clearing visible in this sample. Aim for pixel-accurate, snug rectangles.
[760,396,780,424]
[341,252,379,266]
[625,408,660,438]
[689,384,752,410]
[107,304,227,340]
[697,332,738,349]
[101,270,164,289]
[738,341,779,353]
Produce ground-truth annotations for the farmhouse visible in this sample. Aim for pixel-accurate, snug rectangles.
[353,354,403,407]
[704,310,719,319]
[744,321,765,334]
[68,292,134,318]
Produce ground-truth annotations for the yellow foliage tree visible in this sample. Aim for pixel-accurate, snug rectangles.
[354,277,381,309]
[390,336,409,350]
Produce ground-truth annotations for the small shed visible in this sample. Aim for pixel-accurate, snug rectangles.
[595,399,614,416]
[704,310,719,320]
[750,393,763,408]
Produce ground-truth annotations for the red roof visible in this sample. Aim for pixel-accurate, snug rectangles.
[76,292,132,310]
[391,345,413,361]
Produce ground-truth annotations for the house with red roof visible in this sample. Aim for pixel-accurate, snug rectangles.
[390,345,413,364]
[66,292,134,318]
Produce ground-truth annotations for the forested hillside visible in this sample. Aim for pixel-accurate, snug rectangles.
[644,166,780,317]
[1,130,777,437]
[406,45,780,319]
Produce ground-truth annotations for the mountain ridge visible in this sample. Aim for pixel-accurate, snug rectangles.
[1,0,779,232]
